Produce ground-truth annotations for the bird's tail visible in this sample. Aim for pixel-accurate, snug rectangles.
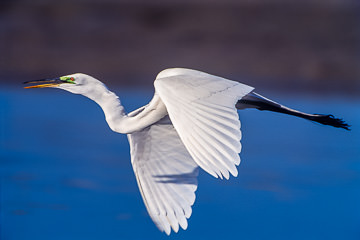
[236,92,350,130]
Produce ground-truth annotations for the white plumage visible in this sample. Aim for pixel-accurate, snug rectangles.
[126,69,253,234]
[128,116,198,234]
[24,68,349,235]
[127,69,253,234]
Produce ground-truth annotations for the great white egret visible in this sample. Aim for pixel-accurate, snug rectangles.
[24,68,349,235]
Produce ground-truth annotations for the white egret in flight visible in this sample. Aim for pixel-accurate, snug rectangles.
[24,68,349,235]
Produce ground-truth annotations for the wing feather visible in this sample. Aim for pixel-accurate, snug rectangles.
[155,70,254,179]
[128,116,199,235]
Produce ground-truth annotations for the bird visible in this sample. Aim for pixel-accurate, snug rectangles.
[23,68,350,235]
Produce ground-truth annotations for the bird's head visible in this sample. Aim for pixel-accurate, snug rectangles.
[23,73,104,95]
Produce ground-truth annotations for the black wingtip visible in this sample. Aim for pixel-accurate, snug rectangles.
[311,114,351,131]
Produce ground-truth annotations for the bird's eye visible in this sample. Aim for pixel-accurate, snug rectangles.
[59,76,76,84]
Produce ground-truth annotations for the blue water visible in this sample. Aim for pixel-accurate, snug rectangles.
[1,87,359,240]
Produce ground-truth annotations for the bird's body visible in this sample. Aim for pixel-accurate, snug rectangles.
[24,68,349,235]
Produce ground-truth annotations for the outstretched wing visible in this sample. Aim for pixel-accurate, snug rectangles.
[128,116,199,235]
[155,69,254,179]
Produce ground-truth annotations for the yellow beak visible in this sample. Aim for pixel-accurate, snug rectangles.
[23,78,62,89]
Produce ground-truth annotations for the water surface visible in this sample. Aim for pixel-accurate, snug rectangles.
[1,87,359,240]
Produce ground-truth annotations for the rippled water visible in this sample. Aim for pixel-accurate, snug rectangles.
[1,87,359,240]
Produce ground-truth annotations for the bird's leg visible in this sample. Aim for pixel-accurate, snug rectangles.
[236,92,350,130]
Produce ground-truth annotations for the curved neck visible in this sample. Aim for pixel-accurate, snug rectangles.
[82,85,167,134]
[89,88,127,133]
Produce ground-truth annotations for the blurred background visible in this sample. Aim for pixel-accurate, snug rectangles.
[0,0,359,240]
[1,0,359,92]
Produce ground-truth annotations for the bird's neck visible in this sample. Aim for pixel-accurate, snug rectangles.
[84,86,127,133]
[84,85,167,134]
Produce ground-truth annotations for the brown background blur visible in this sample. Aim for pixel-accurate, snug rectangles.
[0,0,359,93]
